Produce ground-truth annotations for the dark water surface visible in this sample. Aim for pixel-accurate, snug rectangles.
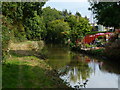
[43,44,120,88]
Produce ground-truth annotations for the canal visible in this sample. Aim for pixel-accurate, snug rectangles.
[43,44,120,88]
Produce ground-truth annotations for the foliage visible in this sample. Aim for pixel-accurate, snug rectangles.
[42,7,62,25]
[66,15,92,35]
[22,2,46,40]
[2,2,46,41]
[2,2,46,60]
[105,33,120,60]
[75,11,81,17]
[2,2,93,60]
[2,2,23,22]
[89,2,120,28]
[77,17,92,35]
[62,9,72,17]
[65,15,92,45]
[2,16,14,60]
[23,2,45,18]
[2,25,11,60]
[45,19,71,43]
[24,12,46,40]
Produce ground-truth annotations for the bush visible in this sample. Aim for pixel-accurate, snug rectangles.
[105,39,120,60]
[2,16,13,60]
[24,13,46,40]
[45,19,71,43]
[105,33,120,60]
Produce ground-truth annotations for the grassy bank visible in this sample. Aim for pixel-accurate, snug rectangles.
[2,41,68,88]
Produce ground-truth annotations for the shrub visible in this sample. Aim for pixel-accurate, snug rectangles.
[105,33,120,60]
[2,16,13,60]
[45,19,71,43]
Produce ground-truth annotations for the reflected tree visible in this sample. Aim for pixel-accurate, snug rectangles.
[99,60,120,75]
[58,54,93,88]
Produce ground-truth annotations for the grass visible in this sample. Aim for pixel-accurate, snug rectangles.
[2,53,68,88]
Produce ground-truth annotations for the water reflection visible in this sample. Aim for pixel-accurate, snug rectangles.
[58,54,93,88]
[43,44,119,88]
[100,60,120,75]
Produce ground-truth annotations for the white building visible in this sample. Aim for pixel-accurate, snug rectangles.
[97,25,106,31]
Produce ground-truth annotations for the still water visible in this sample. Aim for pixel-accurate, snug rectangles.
[43,44,120,88]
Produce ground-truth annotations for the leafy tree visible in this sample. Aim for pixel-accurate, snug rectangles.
[45,19,71,43]
[2,16,14,60]
[42,7,62,26]
[89,1,120,60]
[89,2,120,28]
[77,17,92,35]
[65,15,78,30]
[23,2,45,18]
[75,11,81,17]
[24,12,46,40]
[2,2,47,61]
[2,2,46,41]
[65,15,92,42]
[22,2,46,40]
[62,9,72,17]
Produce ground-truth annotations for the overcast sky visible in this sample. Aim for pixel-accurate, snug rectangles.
[43,0,93,22]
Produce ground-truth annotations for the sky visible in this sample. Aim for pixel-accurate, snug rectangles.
[43,0,93,22]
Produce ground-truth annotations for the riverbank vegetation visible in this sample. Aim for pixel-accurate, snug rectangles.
[2,2,92,60]
[3,52,68,88]
[2,1,120,88]
[81,2,120,61]
[2,41,69,88]
[2,2,92,88]
[70,2,120,61]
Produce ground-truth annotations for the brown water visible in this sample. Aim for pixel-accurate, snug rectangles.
[43,44,120,88]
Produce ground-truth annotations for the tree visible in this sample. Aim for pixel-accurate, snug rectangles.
[89,2,120,28]
[45,19,71,43]
[62,9,72,17]
[75,11,81,17]
[42,7,62,25]
[23,2,45,18]
[22,2,46,40]
[65,15,92,42]
[24,12,46,40]
[2,2,47,61]
[2,2,46,41]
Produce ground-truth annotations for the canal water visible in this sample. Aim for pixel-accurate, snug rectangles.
[43,44,120,88]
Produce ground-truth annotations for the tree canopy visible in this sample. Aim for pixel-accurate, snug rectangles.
[2,2,92,59]
[46,19,71,43]
[42,7,62,25]
[89,2,120,28]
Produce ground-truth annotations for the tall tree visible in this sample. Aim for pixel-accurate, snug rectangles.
[46,19,71,43]
[75,11,81,17]
[22,2,46,40]
[42,7,62,25]
[62,9,72,17]
[89,2,120,28]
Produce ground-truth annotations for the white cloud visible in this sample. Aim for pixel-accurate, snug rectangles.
[48,0,88,2]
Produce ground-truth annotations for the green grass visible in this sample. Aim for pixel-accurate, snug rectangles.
[2,55,68,88]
